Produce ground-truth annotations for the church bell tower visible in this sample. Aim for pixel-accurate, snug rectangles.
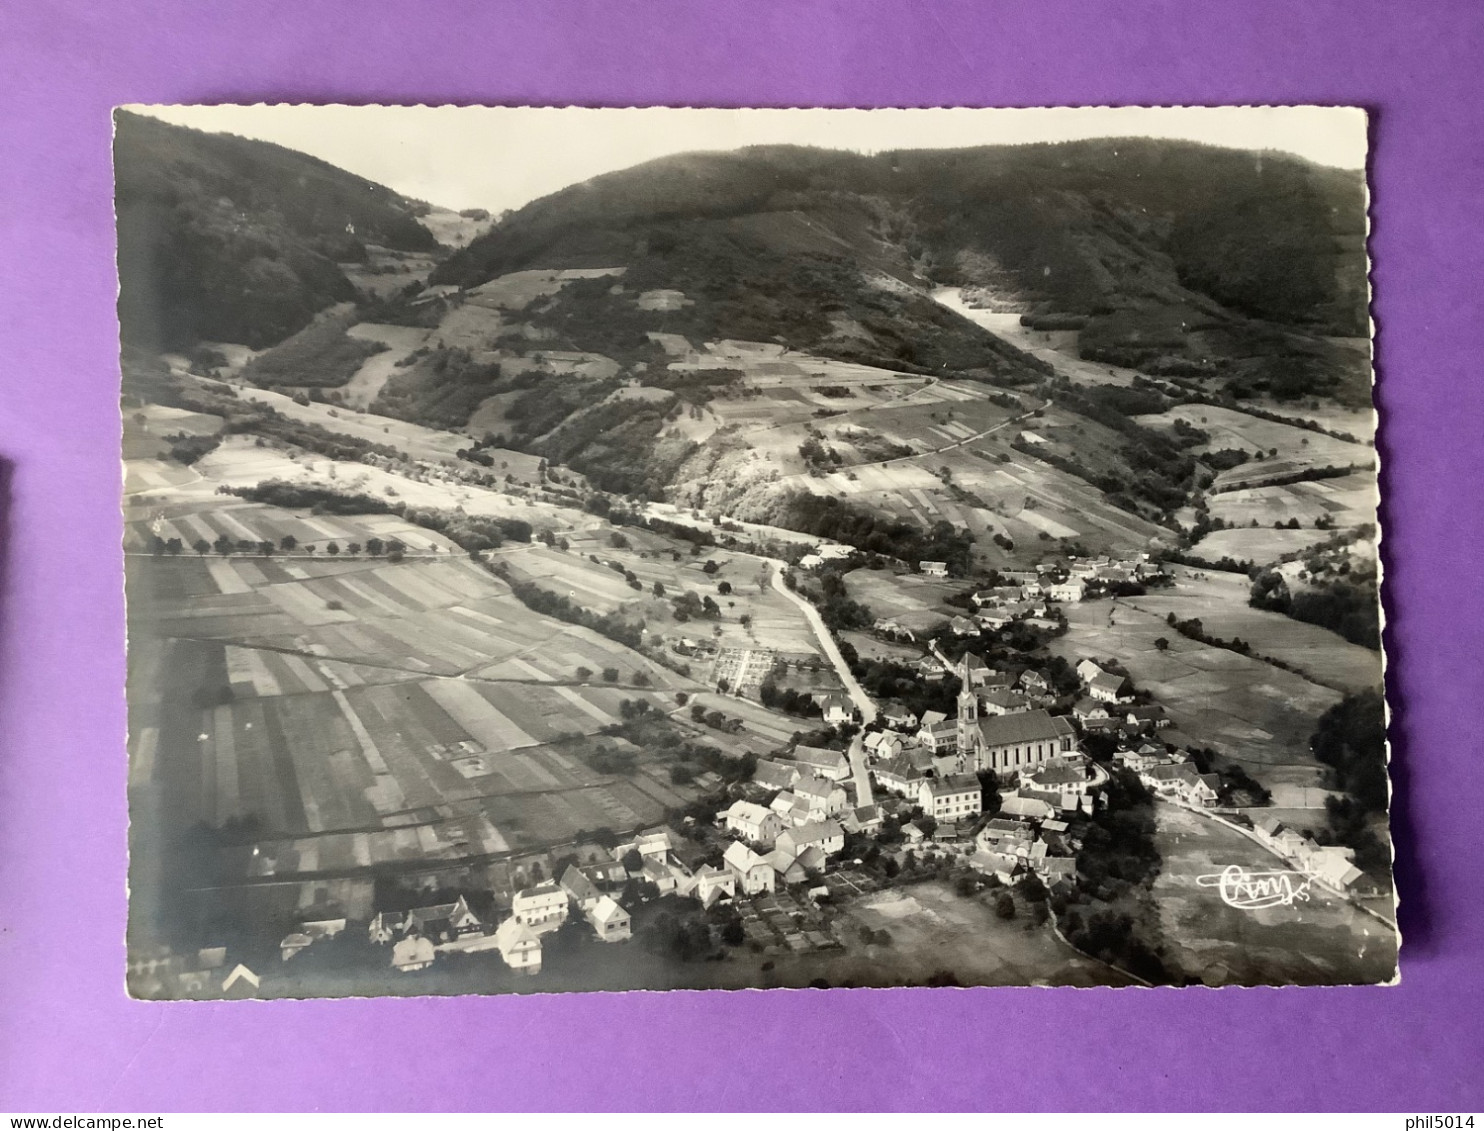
[956,658,979,768]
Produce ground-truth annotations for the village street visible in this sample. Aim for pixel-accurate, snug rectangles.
[768,561,878,726]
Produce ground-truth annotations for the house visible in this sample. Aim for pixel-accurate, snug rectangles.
[723,840,776,895]
[975,609,1013,630]
[918,774,983,822]
[794,774,850,818]
[512,882,570,933]
[770,790,813,827]
[1125,704,1171,730]
[819,693,854,726]
[1028,759,1090,794]
[1072,698,1110,722]
[864,730,904,759]
[220,963,262,997]
[919,708,948,729]
[977,817,1033,846]
[1041,858,1079,886]
[933,821,962,845]
[902,822,926,845]
[1048,581,1086,603]
[920,560,949,577]
[560,864,604,913]
[950,615,980,637]
[917,719,959,754]
[300,916,347,940]
[642,855,684,894]
[1087,670,1134,704]
[981,687,1032,716]
[753,758,800,791]
[794,845,828,875]
[845,804,884,834]
[762,848,808,885]
[1019,670,1051,695]
[1139,762,1220,806]
[880,701,919,730]
[579,859,628,889]
[999,793,1057,820]
[368,912,400,945]
[279,933,314,962]
[776,819,845,859]
[586,896,632,942]
[874,749,931,797]
[618,827,674,861]
[1075,659,1107,683]
[493,916,542,974]
[790,744,852,781]
[723,799,784,845]
[391,935,436,973]
[689,864,737,907]
[1297,843,1365,889]
[405,895,483,943]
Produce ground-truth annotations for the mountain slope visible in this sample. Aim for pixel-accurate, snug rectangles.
[433,140,1369,403]
[114,110,440,349]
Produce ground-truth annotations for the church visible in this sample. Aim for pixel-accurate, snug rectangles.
[954,657,1078,775]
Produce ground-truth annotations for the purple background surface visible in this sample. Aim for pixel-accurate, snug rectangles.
[2,0,1482,1112]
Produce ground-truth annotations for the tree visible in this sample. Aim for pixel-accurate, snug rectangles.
[346,542,363,555]
[652,580,666,598]
[365,537,385,556]
[675,691,689,706]
[602,667,620,683]
[717,581,732,595]
[326,542,340,556]
[192,538,211,556]
[279,534,297,552]
[995,894,1016,920]
[575,666,593,681]
[702,560,719,575]
[1154,637,1170,651]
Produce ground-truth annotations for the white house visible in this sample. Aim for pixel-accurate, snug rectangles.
[770,790,813,827]
[512,882,570,933]
[920,560,949,577]
[723,799,783,845]
[917,774,983,823]
[1087,671,1134,704]
[1048,581,1086,603]
[391,935,436,973]
[688,864,737,906]
[494,916,542,974]
[723,840,776,895]
[879,701,919,730]
[586,896,632,942]
[819,693,854,726]
[560,865,603,913]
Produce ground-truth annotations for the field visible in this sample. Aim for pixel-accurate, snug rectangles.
[1148,803,1395,986]
[1134,403,1373,488]
[126,546,718,897]
[1204,473,1377,529]
[842,568,964,631]
[1192,526,1339,566]
[1108,569,1382,693]
[1048,581,1352,793]
[341,323,432,409]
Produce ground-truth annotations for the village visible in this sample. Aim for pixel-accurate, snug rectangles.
[126,543,1381,998]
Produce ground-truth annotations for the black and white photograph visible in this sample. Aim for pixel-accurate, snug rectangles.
[118,105,1393,998]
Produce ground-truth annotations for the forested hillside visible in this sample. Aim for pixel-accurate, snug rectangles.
[114,110,439,349]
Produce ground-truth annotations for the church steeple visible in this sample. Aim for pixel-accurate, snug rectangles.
[956,657,979,763]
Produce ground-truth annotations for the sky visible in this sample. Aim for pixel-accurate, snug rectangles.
[130,104,1368,214]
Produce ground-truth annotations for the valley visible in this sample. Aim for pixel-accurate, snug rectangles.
[118,110,1389,997]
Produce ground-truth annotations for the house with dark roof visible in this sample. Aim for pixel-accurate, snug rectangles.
[560,864,603,912]
[753,758,799,792]
[794,774,850,818]
[981,687,1032,716]
[874,750,930,798]
[512,882,570,933]
[722,799,784,845]
[789,744,852,782]
[879,700,919,730]
[404,895,483,943]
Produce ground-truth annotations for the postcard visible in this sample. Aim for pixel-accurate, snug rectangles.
[117,105,1393,996]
